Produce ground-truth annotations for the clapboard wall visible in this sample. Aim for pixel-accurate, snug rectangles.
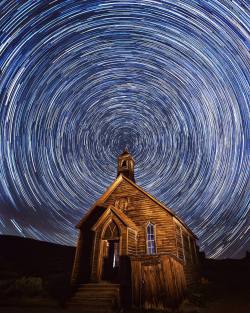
[103,180,177,256]
[71,174,200,310]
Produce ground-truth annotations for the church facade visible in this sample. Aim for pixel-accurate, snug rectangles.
[71,149,200,310]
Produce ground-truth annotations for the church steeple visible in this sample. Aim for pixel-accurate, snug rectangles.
[117,148,135,182]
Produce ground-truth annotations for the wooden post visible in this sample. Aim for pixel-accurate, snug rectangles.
[131,258,142,308]
[71,230,83,286]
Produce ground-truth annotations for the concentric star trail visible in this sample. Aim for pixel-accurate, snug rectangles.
[0,0,249,258]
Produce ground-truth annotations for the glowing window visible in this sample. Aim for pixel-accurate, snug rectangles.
[147,222,156,255]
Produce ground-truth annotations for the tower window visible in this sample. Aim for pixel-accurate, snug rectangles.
[146,222,156,255]
[121,160,127,168]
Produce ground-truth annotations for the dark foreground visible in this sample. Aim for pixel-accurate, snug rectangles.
[0,235,249,313]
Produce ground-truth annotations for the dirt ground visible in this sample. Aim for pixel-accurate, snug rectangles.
[1,293,250,313]
[1,278,250,313]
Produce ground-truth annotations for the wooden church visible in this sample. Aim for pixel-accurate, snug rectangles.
[70,149,200,311]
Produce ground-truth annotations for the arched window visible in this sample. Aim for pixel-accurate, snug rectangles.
[103,221,120,240]
[146,222,156,255]
[121,160,127,168]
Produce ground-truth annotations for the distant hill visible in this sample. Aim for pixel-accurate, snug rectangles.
[200,254,250,288]
[1,234,249,282]
[0,235,75,279]
[0,235,249,311]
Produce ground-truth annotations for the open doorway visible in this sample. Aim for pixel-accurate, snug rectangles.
[101,221,120,282]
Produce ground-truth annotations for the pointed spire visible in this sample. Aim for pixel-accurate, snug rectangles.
[120,146,130,156]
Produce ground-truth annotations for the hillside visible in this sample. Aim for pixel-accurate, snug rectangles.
[0,235,75,278]
[0,235,249,312]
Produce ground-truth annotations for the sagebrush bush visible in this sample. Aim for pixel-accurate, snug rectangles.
[44,273,72,306]
[15,276,43,296]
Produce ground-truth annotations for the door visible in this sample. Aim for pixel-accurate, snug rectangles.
[101,220,121,282]
[141,261,165,310]
[102,239,120,282]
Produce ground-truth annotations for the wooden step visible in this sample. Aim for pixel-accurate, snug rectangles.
[69,305,114,313]
[76,287,119,293]
[78,283,119,290]
[68,283,120,312]
[75,290,119,298]
[70,297,115,304]
[75,290,119,295]
[71,292,116,298]
[78,283,119,286]
[69,304,114,313]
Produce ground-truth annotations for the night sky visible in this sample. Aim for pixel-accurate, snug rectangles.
[0,0,249,259]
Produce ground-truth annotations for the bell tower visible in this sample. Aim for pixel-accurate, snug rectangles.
[117,148,135,182]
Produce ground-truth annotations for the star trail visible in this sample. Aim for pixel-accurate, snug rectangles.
[0,0,249,258]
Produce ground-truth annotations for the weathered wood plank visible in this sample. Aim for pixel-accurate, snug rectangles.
[103,180,178,256]
[130,255,186,310]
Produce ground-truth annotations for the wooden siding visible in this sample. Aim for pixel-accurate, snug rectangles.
[72,176,200,293]
[173,218,200,287]
[175,224,185,262]
[131,255,186,310]
[103,180,177,257]
[71,207,106,284]
[127,228,137,255]
[71,230,83,285]
[91,212,127,281]
[183,232,191,264]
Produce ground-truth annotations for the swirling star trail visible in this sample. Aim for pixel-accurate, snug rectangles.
[0,0,249,258]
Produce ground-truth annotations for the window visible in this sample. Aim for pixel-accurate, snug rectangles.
[183,233,190,263]
[176,224,185,262]
[146,222,156,255]
[103,221,120,240]
[121,160,127,168]
[189,237,197,264]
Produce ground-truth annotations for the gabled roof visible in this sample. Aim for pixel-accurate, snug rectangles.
[76,175,124,228]
[91,205,139,232]
[77,174,197,239]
